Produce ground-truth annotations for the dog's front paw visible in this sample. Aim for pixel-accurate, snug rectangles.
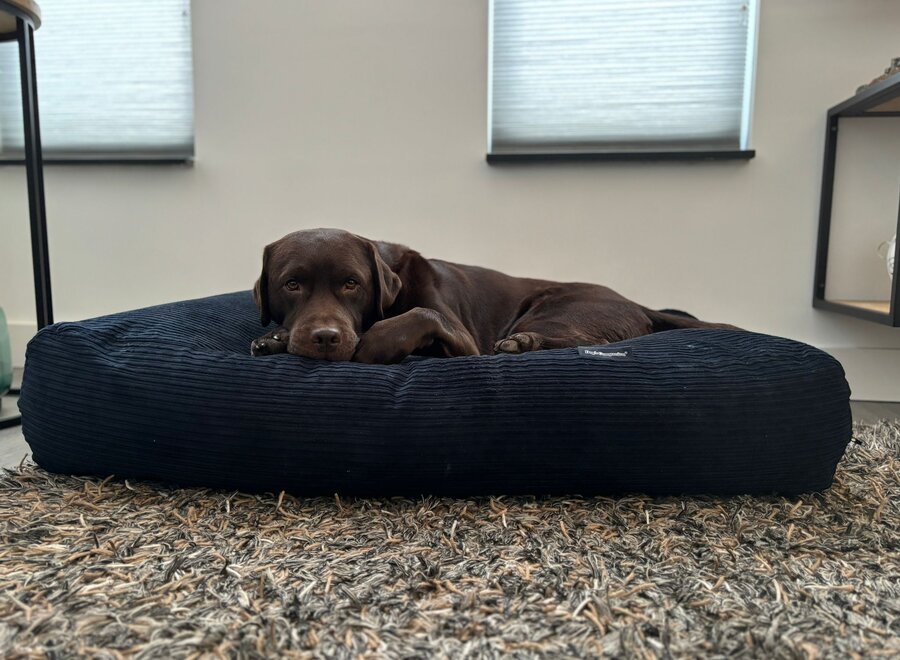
[493,332,541,354]
[250,329,289,356]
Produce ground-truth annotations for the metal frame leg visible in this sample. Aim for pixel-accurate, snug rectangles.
[812,115,838,308]
[17,17,52,329]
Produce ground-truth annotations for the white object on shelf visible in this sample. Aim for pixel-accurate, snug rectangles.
[877,234,896,279]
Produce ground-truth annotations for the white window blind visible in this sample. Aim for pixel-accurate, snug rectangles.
[489,0,758,156]
[0,0,194,159]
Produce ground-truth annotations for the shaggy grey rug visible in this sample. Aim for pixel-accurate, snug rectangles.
[0,422,897,659]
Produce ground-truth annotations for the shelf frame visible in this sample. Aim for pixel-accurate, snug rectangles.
[812,72,900,327]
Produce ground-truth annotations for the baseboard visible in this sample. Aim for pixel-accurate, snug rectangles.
[823,347,900,403]
[8,321,899,402]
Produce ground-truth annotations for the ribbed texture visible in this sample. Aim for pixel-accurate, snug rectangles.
[489,0,755,154]
[20,292,851,496]
[0,0,193,157]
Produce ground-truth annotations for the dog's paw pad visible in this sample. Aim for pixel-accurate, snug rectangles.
[250,340,271,356]
[251,328,290,357]
[495,339,521,353]
[494,332,538,354]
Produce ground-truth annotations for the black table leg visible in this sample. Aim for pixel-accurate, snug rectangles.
[17,16,52,330]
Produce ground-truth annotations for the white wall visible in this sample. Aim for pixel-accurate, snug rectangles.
[2,0,900,398]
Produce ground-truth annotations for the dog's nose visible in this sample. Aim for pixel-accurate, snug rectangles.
[311,328,341,348]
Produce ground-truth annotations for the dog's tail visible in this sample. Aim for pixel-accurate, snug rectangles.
[643,307,738,333]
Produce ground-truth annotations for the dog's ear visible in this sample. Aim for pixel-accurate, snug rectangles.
[369,242,402,319]
[253,246,272,326]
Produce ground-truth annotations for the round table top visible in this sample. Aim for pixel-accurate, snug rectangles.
[0,0,41,40]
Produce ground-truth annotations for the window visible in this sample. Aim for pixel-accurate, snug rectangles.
[0,0,194,161]
[488,0,759,160]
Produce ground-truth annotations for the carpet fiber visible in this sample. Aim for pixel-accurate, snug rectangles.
[0,422,897,658]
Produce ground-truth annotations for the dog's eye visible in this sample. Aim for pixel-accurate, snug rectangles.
[285,279,300,291]
[344,278,359,290]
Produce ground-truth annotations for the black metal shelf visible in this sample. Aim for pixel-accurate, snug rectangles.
[812,71,900,327]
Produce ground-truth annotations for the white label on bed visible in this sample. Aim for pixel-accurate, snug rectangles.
[578,346,632,360]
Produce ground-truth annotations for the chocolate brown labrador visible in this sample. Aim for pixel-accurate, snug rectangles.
[250,228,736,363]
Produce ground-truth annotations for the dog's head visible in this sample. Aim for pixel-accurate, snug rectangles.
[253,229,402,361]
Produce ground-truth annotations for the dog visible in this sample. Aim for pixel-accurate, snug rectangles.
[250,228,737,363]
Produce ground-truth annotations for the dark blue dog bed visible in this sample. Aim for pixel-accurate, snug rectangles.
[19,291,852,496]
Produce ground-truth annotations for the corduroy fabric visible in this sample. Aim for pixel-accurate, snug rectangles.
[20,291,852,496]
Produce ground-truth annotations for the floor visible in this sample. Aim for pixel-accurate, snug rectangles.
[1,367,899,469]
[1,368,26,468]
[0,426,28,469]
[850,400,900,424]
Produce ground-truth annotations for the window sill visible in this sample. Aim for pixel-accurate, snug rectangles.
[486,150,755,164]
[0,156,194,166]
